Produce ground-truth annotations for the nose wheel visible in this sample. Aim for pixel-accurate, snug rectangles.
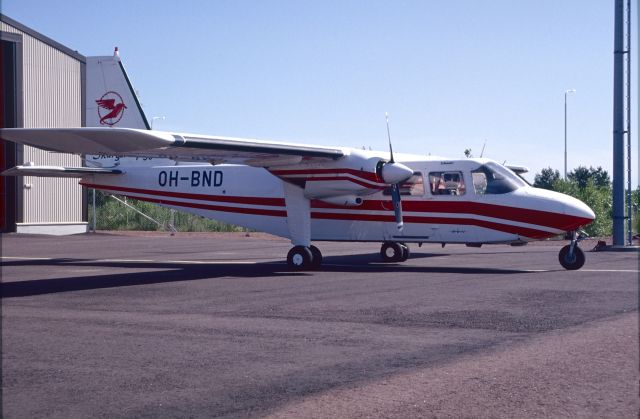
[558,230,586,270]
[287,245,323,270]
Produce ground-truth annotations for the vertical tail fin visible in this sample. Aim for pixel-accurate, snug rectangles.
[86,48,151,129]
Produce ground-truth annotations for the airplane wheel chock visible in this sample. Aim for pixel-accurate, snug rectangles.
[287,245,322,270]
[380,241,409,263]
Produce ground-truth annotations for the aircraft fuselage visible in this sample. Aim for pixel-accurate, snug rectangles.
[80,155,594,246]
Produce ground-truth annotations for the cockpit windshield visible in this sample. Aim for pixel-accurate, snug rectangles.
[471,162,526,195]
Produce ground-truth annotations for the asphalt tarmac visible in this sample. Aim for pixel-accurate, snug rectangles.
[1,232,638,418]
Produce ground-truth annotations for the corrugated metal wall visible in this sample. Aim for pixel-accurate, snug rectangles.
[1,21,84,226]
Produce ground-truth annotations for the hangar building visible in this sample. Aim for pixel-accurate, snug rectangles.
[1,14,87,235]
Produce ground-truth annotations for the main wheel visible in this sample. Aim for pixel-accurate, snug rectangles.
[558,245,585,270]
[309,245,323,268]
[399,243,410,261]
[380,241,403,262]
[287,246,313,270]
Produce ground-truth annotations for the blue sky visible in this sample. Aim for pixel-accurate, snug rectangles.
[3,0,637,185]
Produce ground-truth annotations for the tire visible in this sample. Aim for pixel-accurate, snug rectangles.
[380,242,403,262]
[558,245,585,270]
[309,245,323,268]
[287,246,313,270]
[399,243,410,261]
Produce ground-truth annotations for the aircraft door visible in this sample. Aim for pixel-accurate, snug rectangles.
[427,170,477,242]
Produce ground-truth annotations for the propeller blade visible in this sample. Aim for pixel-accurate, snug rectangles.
[385,113,394,163]
[391,183,403,231]
[385,113,404,231]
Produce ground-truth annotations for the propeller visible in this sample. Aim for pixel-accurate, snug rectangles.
[381,113,413,231]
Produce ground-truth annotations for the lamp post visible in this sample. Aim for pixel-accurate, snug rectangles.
[564,89,576,179]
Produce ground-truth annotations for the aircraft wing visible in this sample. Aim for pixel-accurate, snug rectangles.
[1,165,123,178]
[0,128,344,167]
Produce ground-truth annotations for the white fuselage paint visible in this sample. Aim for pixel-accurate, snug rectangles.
[80,156,595,245]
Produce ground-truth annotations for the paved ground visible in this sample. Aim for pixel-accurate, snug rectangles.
[1,232,638,418]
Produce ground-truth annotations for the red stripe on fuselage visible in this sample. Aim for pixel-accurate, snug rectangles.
[312,199,591,232]
[100,192,287,218]
[269,169,591,231]
[310,211,554,239]
[81,182,285,206]
[301,176,385,189]
[270,168,384,183]
[80,182,581,238]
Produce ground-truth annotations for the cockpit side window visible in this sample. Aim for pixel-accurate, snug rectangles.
[429,171,466,196]
[471,163,525,195]
[382,172,425,196]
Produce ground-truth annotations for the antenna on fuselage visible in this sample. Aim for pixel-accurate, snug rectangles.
[480,139,487,157]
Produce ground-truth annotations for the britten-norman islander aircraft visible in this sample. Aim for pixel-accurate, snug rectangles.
[1,49,595,270]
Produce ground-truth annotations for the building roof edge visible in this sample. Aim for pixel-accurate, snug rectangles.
[1,14,86,63]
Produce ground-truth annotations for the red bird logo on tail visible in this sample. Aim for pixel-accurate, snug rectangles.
[96,91,127,125]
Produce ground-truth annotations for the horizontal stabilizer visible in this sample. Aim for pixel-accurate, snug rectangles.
[2,165,123,178]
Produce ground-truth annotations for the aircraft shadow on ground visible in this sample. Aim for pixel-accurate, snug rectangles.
[1,254,536,298]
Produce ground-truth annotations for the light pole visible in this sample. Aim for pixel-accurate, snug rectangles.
[564,89,576,179]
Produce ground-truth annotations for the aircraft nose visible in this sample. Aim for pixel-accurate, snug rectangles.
[525,187,595,232]
[563,195,595,222]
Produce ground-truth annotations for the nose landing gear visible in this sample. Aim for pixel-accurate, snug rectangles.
[558,230,586,270]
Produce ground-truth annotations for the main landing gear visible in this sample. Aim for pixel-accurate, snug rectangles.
[286,242,412,269]
[287,245,322,270]
[380,241,410,263]
[558,230,586,270]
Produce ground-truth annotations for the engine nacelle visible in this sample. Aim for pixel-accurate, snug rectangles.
[318,195,364,207]
[271,149,412,200]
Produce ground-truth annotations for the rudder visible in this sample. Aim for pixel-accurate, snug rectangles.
[86,48,150,130]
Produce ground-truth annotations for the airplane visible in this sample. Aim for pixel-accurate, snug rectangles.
[1,49,595,271]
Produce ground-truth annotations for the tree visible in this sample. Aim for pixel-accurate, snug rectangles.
[533,167,560,190]
[464,148,473,158]
[567,166,610,188]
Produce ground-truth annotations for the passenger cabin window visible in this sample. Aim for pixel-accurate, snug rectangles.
[383,172,425,196]
[471,163,526,195]
[429,171,466,196]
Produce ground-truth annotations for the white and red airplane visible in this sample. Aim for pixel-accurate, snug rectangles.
[1,50,595,270]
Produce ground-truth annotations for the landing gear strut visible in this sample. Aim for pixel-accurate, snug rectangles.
[287,245,323,270]
[558,230,586,270]
[380,241,410,263]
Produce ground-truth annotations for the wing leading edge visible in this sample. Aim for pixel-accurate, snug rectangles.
[0,128,345,167]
